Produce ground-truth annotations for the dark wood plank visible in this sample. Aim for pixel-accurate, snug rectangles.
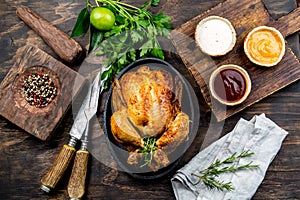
[171,0,300,121]
[269,7,300,37]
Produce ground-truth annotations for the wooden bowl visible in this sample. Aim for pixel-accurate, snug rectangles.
[244,26,285,67]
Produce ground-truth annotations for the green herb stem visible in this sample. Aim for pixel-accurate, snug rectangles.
[192,150,259,191]
[139,137,157,168]
[97,0,139,21]
[113,1,140,12]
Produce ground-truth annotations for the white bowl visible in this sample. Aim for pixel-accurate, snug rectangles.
[195,16,237,56]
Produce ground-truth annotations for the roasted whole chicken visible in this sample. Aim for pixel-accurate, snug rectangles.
[110,66,190,171]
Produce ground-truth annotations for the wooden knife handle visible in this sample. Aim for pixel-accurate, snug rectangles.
[40,144,76,193]
[16,5,83,64]
[67,150,89,200]
[268,7,300,38]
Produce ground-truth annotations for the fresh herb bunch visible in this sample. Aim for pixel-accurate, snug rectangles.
[191,150,259,191]
[71,0,172,88]
[139,137,157,168]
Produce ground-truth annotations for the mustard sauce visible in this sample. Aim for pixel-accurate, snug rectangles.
[246,29,283,65]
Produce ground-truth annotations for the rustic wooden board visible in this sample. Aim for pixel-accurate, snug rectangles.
[171,0,300,121]
[0,45,85,140]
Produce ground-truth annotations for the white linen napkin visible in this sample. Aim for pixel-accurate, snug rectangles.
[171,113,288,200]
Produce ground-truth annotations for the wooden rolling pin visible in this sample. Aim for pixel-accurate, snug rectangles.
[16,5,83,64]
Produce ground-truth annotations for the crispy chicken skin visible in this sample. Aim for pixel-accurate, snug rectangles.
[110,66,189,170]
[110,108,144,148]
[127,83,175,137]
[120,66,173,104]
[156,112,190,153]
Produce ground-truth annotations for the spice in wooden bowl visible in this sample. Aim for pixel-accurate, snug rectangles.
[244,26,285,67]
[20,72,58,108]
[209,64,251,106]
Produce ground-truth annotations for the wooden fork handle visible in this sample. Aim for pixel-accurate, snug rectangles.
[67,150,89,200]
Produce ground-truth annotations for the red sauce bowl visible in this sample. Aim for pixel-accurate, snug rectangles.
[209,64,251,106]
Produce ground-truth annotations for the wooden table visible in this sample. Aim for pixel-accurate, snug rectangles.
[0,0,299,199]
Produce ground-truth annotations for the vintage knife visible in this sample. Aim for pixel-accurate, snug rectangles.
[40,50,106,193]
[67,71,105,200]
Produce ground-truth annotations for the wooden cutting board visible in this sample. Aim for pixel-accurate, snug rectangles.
[171,0,300,121]
[0,45,86,140]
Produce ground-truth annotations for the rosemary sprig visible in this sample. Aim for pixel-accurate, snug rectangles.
[191,150,259,191]
[139,137,157,168]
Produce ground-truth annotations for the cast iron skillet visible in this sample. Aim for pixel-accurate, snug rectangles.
[103,57,199,180]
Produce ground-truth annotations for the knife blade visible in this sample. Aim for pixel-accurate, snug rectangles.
[67,71,105,200]
[40,49,106,193]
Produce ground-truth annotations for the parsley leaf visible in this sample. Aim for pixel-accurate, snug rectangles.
[71,0,172,89]
[71,7,90,37]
